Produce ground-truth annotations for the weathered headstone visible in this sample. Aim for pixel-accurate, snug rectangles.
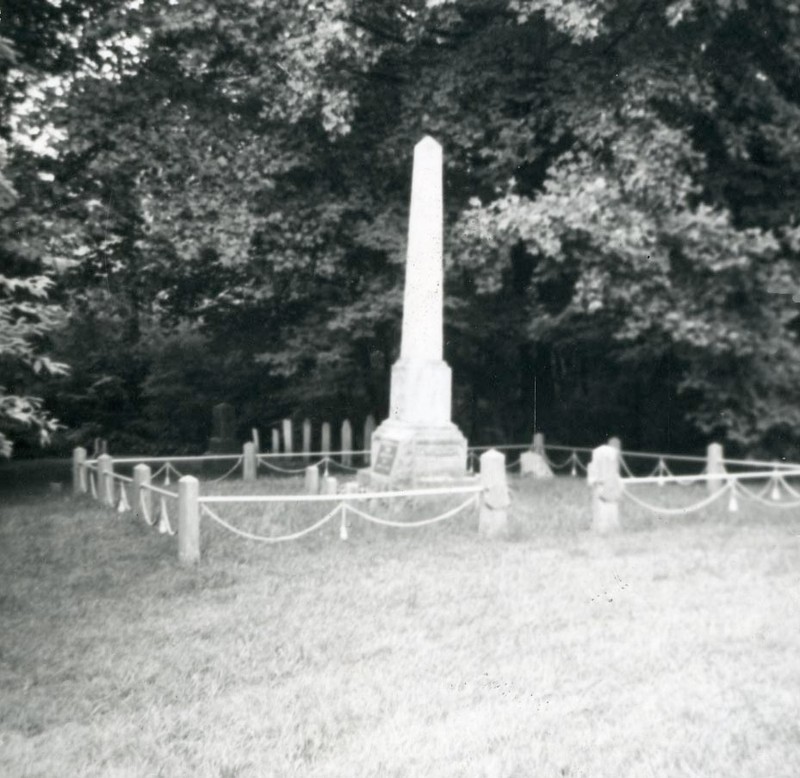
[587,444,622,533]
[302,419,312,461]
[282,419,293,455]
[363,414,376,464]
[72,446,87,495]
[321,422,332,456]
[479,449,509,538]
[532,432,545,455]
[305,464,320,494]
[341,419,353,466]
[243,442,257,481]
[519,451,553,479]
[208,403,238,453]
[368,137,468,486]
[706,442,727,494]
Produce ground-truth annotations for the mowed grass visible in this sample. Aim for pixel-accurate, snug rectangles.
[1,464,800,777]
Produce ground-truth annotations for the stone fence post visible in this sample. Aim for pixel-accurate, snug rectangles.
[532,432,545,455]
[243,441,257,482]
[321,422,332,457]
[706,442,726,494]
[73,447,87,495]
[479,449,509,538]
[97,453,114,507]
[133,463,152,522]
[587,444,622,533]
[178,475,200,564]
[271,428,280,454]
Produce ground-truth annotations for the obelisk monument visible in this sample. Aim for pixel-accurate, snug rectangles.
[366,136,468,486]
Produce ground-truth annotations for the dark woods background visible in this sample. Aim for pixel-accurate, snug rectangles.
[2,0,799,458]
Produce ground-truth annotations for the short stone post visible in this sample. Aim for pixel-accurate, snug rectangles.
[97,454,114,507]
[302,419,312,462]
[133,463,152,522]
[532,432,545,455]
[178,475,200,565]
[479,449,509,538]
[271,428,280,454]
[282,419,293,455]
[72,447,87,495]
[305,464,320,494]
[243,442,257,482]
[341,419,353,466]
[706,442,726,494]
[321,422,332,456]
[363,415,376,464]
[587,445,622,533]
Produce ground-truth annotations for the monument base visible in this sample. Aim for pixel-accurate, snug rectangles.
[360,418,469,488]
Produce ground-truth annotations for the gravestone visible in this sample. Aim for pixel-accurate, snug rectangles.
[706,442,727,494]
[367,137,468,486]
[363,415,376,464]
[341,420,353,466]
[282,419,293,455]
[208,403,238,453]
[519,451,553,479]
[302,419,312,461]
[587,444,622,533]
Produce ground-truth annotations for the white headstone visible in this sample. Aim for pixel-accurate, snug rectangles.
[302,419,311,461]
[341,420,353,466]
[706,442,727,494]
[519,451,553,479]
[587,445,622,533]
[282,419,293,455]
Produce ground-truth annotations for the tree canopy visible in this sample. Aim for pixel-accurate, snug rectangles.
[2,0,799,456]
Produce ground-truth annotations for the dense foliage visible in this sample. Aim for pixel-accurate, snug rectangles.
[2,0,799,456]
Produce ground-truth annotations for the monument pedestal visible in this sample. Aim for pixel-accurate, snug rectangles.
[361,418,468,488]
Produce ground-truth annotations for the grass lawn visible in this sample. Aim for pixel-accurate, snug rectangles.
[1,461,800,777]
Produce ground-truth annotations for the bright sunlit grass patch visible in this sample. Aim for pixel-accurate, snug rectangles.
[1,468,800,777]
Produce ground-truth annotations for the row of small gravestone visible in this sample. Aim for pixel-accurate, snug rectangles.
[208,402,376,459]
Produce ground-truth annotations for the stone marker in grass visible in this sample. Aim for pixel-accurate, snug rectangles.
[282,418,293,455]
[341,419,353,466]
[706,442,727,494]
[302,419,312,461]
[587,444,622,533]
[243,442,257,482]
[520,451,553,479]
[479,449,509,538]
[72,446,87,495]
[305,464,320,494]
